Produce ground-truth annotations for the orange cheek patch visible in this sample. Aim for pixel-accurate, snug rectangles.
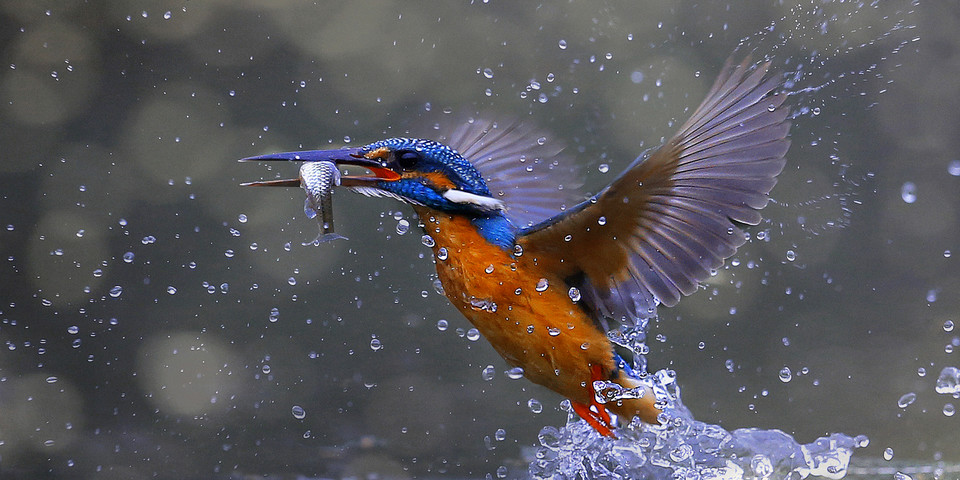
[419,172,458,190]
[363,146,391,160]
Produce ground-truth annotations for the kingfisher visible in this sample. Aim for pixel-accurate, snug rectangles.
[241,57,790,437]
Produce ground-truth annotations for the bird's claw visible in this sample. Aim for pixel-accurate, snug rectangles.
[571,364,617,438]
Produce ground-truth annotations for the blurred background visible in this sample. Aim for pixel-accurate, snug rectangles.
[0,0,955,478]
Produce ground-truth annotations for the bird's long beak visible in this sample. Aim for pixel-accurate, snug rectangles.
[239,147,401,187]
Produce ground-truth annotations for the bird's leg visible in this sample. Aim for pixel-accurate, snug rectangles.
[570,364,617,438]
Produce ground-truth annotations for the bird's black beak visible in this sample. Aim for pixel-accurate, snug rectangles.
[239,147,402,187]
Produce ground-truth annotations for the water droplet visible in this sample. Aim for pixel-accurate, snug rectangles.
[786,250,796,261]
[262,364,271,374]
[396,219,410,235]
[563,234,572,242]
[527,398,543,413]
[944,320,955,332]
[779,366,792,383]
[557,39,567,50]
[122,252,135,263]
[436,247,448,261]
[883,447,894,461]
[46,376,58,384]
[482,67,494,79]
[370,338,382,351]
[67,325,79,335]
[547,327,560,337]
[948,160,960,176]
[567,287,580,302]
[900,182,917,203]
[109,285,123,298]
[238,214,247,223]
[935,366,960,394]
[466,328,480,341]
[494,428,506,441]
[166,286,177,294]
[513,244,523,257]
[597,216,606,226]
[436,319,448,331]
[141,235,156,245]
[506,367,524,379]
[536,278,549,292]
[421,234,435,247]
[485,264,495,274]
[288,277,297,286]
[944,403,956,417]
[291,405,306,419]
[897,392,916,408]
[482,365,496,381]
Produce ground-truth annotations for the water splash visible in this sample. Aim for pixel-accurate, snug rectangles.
[529,324,865,480]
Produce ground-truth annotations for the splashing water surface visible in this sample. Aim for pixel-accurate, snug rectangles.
[530,325,866,479]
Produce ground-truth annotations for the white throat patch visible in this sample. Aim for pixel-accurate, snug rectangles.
[442,189,505,212]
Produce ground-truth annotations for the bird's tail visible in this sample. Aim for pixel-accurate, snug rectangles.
[605,365,662,425]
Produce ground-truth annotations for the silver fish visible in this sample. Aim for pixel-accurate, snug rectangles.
[300,161,347,245]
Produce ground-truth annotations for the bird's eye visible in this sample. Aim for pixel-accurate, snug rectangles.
[396,150,420,170]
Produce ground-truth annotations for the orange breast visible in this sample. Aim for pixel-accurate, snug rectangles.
[416,209,615,405]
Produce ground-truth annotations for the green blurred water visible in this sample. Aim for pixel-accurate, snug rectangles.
[1,1,956,478]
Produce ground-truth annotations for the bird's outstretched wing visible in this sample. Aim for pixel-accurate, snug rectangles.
[517,56,790,327]
[437,118,584,229]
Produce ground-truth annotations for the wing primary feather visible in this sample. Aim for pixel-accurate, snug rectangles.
[518,53,790,325]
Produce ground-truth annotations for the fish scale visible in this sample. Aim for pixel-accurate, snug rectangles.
[300,161,347,245]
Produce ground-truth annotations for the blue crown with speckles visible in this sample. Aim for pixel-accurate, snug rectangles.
[362,138,492,196]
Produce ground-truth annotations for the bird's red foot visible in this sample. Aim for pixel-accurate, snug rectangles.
[571,364,617,438]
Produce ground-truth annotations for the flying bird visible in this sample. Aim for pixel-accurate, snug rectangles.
[241,56,790,437]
